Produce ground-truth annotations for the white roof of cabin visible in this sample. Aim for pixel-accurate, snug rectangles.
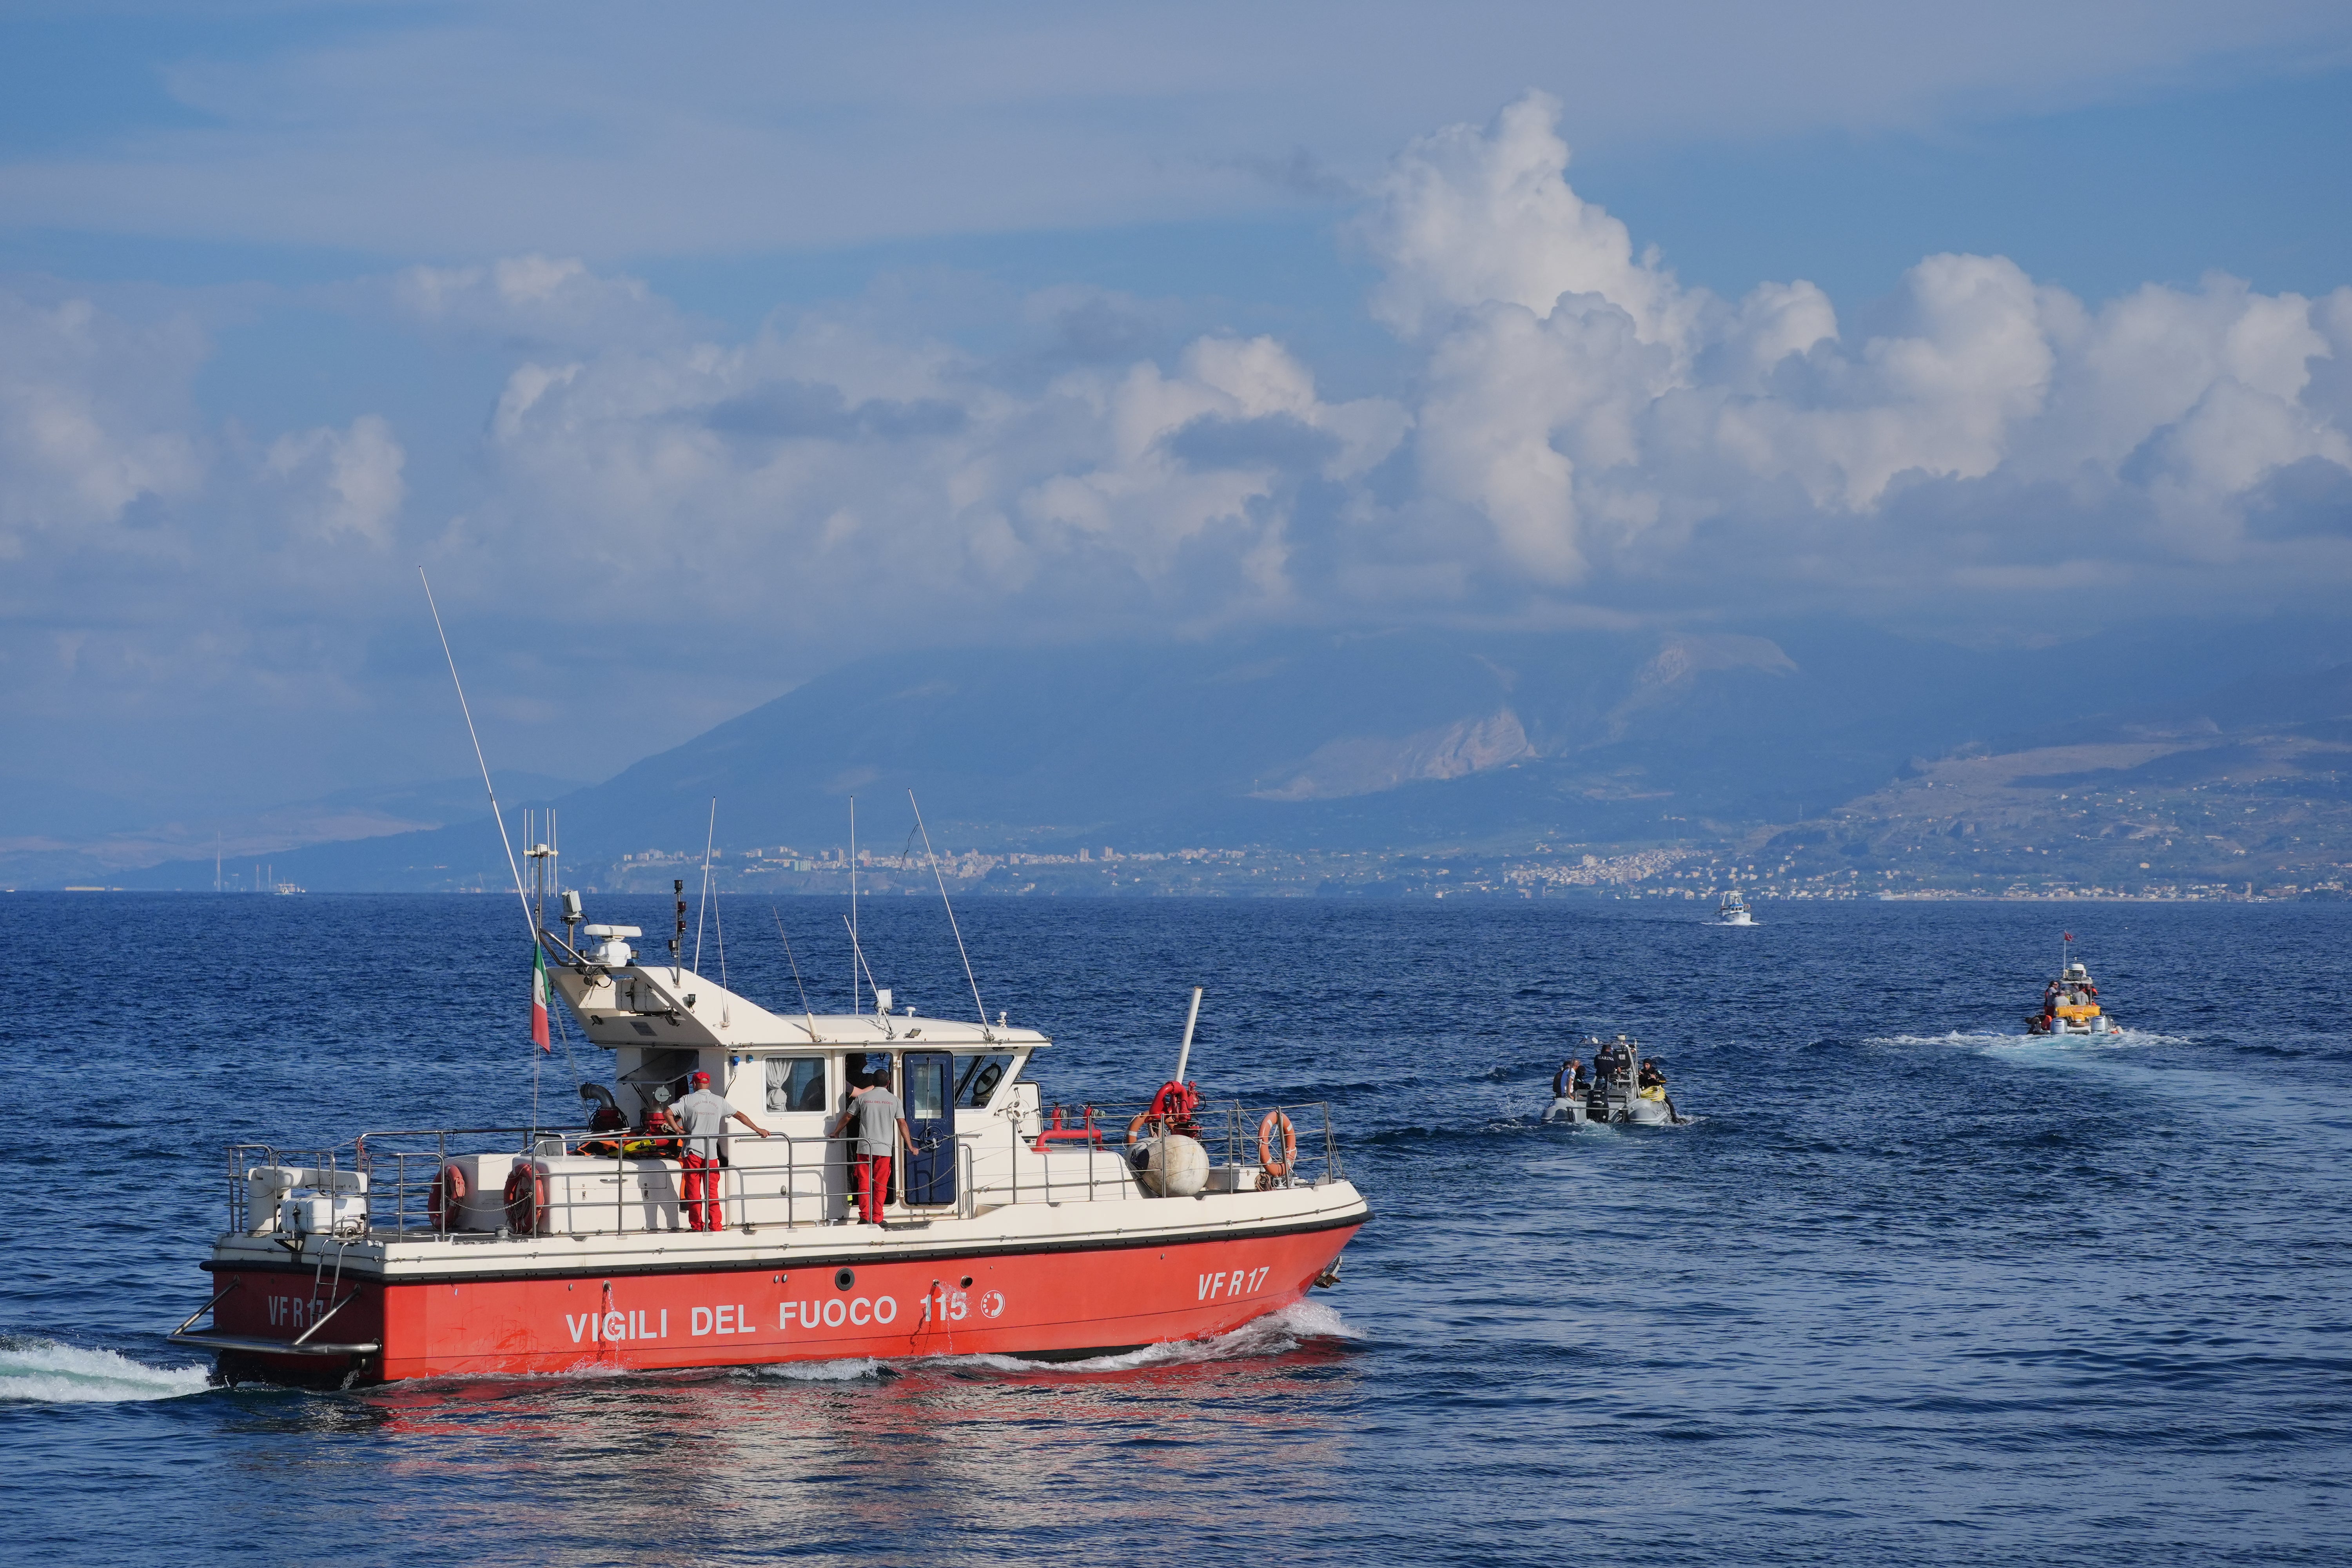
[551,962,1048,1053]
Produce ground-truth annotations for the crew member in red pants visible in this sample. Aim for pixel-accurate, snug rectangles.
[830,1068,918,1225]
[672,1071,771,1230]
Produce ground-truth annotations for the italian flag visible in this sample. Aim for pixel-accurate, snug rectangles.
[531,942,552,1051]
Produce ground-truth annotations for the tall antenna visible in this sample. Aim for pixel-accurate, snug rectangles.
[419,569,535,947]
[771,905,817,1037]
[711,872,730,998]
[861,799,870,1020]
[842,915,883,1014]
[909,789,990,1039]
[848,795,859,1014]
[693,797,716,971]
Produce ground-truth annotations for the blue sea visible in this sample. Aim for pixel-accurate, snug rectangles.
[4,893,2348,1565]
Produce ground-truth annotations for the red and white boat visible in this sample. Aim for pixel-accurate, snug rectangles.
[170,902,1368,1386]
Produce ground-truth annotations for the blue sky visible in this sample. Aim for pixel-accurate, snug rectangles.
[3,2,2350,840]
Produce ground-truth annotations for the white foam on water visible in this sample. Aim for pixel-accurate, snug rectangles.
[0,1339,212,1405]
[1873,1029,2185,1052]
[755,1356,883,1382]
[941,1297,1363,1377]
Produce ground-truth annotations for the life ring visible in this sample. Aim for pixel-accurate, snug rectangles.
[1258,1110,1297,1181]
[1127,1111,1156,1144]
[428,1163,468,1230]
[503,1163,547,1236]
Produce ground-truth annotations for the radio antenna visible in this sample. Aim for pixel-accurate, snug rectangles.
[419,569,534,948]
[861,799,870,1020]
[693,797,716,971]
[842,914,882,1013]
[909,789,990,1040]
[771,905,817,1038]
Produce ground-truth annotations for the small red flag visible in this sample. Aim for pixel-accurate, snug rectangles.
[2063,932,2074,942]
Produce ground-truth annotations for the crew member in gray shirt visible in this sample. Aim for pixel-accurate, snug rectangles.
[829,1069,918,1225]
[673,1069,771,1231]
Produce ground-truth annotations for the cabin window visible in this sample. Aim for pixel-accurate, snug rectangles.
[952,1054,1014,1109]
[907,1056,949,1121]
[764,1056,827,1114]
[622,1047,701,1110]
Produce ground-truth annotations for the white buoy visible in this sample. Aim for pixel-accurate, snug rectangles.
[1135,1134,1209,1196]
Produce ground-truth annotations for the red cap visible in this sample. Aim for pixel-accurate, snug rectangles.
[691,1071,711,1086]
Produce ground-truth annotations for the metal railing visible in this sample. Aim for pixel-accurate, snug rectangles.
[217,1099,1345,1242]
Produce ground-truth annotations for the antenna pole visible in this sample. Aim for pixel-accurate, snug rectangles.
[909,790,990,1038]
[694,798,716,971]
[861,799,870,1020]
[772,906,817,1038]
[848,795,859,1014]
[842,915,882,1010]
[419,569,535,948]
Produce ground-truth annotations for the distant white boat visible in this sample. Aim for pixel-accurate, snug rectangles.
[1717,889,1755,926]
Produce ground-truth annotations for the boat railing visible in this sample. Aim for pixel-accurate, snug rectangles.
[217,1099,1344,1240]
[1005,1098,1343,1196]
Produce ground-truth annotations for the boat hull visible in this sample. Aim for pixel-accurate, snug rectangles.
[201,1220,1361,1385]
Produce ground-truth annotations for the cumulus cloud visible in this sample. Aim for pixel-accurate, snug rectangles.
[0,294,205,555]
[392,254,684,349]
[4,91,2350,823]
[1358,92,1694,350]
[265,416,407,546]
[451,303,1409,625]
[1364,93,2352,593]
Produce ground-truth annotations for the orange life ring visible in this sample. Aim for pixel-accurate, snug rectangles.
[1127,1111,1160,1144]
[1258,1110,1297,1181]
[428,1163,469,1230]
[503,1163,547,1236]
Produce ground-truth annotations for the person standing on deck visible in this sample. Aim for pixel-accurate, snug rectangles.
[675,1071,771,1231]
[831,1070,917,1226]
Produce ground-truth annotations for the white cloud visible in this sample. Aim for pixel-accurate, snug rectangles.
[4,88,2350,824]
[0,294,204,555]
[1359,93,2352,587]
[265,415,408,546]
[467,316,1405,621]
[1359,91,1692,349]
[393,254,681,349]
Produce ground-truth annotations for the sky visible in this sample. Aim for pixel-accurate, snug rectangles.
[4,1,2351,837]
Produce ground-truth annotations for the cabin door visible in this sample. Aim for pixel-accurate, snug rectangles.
[902,1051,956,1206]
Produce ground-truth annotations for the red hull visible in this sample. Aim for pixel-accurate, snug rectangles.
[208,1222,1359,1383]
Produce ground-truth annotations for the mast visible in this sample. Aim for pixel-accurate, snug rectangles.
[849,795,859,1014]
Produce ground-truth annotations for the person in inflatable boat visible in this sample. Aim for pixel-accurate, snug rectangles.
[1637,1058,1680,1120]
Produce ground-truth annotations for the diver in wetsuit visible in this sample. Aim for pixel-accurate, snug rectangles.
[1637,1058,1681,1122]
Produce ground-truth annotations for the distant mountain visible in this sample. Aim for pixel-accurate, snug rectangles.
[88,614,2352,893]
[1762,660,2352,891]
[0,771,585,889]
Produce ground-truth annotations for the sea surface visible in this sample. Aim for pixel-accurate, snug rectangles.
[3,892,2348,1566]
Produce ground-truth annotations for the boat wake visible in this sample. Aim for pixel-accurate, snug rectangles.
[1873,1029,2186,1051]
[0,1336,212,1405]
[750,1299,1363,1385]
[967,1298,1361,1375]
[759,1355,887,1382]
